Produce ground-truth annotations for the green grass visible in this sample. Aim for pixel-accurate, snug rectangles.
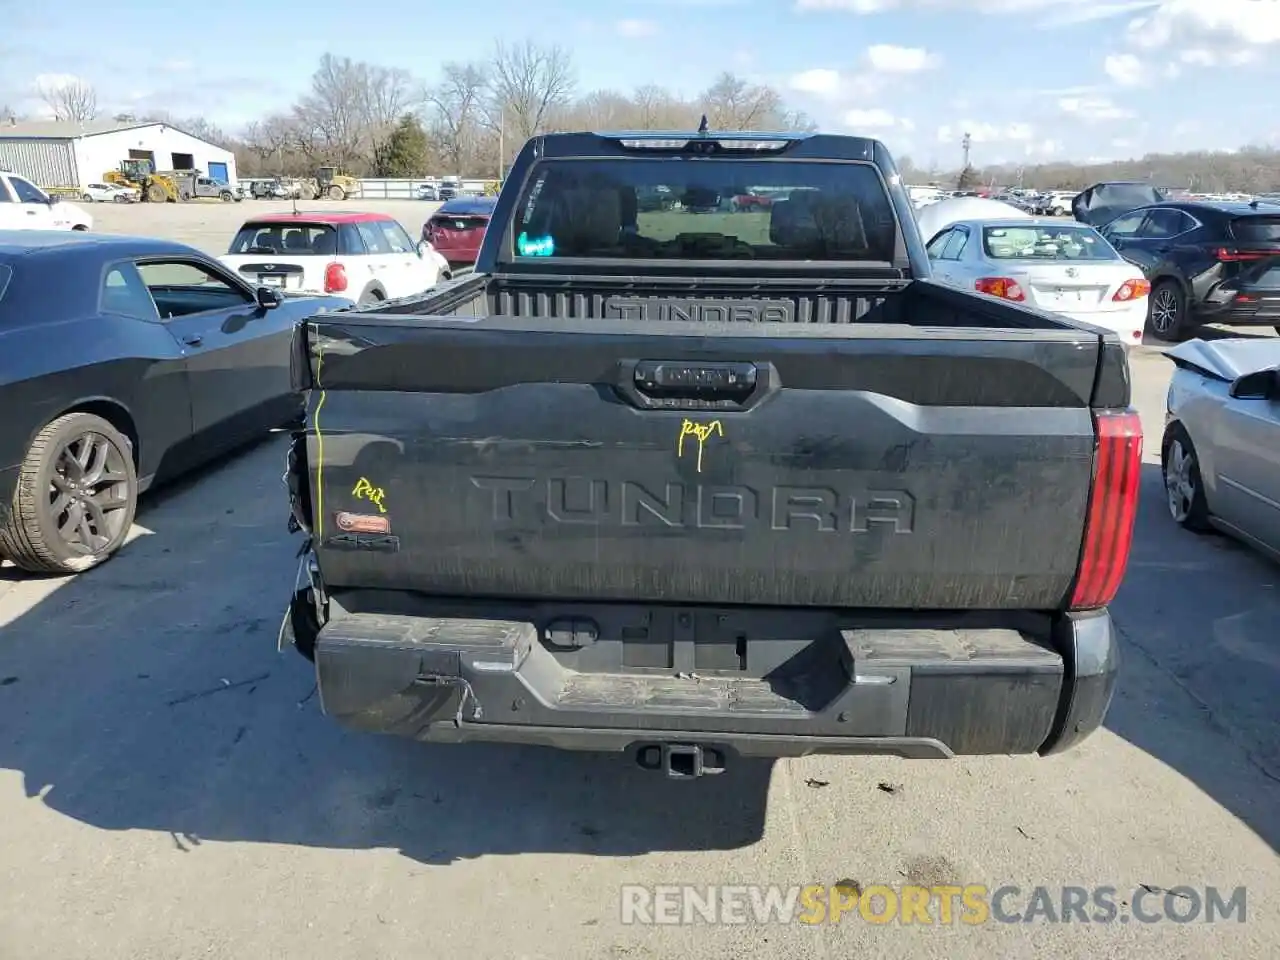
[637,210,773,246]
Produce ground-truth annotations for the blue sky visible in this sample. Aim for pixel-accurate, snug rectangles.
[4,0,1278,166]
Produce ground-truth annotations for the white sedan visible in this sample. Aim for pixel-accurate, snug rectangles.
[924,217,1150,347]
[81,182,138,203]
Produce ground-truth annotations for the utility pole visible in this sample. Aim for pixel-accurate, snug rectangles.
[961,131,972,170]
[497,106,505,180]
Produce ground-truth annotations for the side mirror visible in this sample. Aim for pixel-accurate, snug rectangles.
[256,286,283,309]
[1229,367,1280,400]
[416,239,429,258]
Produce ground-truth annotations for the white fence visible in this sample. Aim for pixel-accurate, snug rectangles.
[352,178,492,199]
[237,177,493,200]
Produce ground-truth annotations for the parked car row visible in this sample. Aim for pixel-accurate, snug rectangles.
[1073,182,1280,341]
[917,192,1280,568]
[0,200,479,573]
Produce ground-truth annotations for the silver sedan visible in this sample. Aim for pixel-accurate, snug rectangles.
[1162,337,1280,560]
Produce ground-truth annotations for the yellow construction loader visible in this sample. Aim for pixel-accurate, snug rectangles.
[312,166,360,200]
[104,159,179,202]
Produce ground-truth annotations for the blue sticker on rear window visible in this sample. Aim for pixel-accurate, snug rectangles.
[517,232,555,257]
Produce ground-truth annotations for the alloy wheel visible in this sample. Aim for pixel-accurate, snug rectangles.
[1165,439,1195,523]
[1150,288,1178,334]
[49,431,132,555]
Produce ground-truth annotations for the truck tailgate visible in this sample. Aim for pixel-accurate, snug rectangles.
[297,316,1104,610]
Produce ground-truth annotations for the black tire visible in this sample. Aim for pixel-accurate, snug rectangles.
[1161,423,1211,532]
[81,193,94,202]
[0,413,138,574]
[71,224,89,231]
[1147,280,1195,342]
[220,190,233,202]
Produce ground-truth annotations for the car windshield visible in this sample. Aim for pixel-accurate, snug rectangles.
[982,224,1118,261]
[0,263,11,302]
[229,222,337,255]
[509,156,896,262]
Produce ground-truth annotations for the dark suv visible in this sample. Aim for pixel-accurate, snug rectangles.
[1096,200,1280,341]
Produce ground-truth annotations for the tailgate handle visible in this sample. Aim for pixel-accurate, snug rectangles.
[633,361,756,402]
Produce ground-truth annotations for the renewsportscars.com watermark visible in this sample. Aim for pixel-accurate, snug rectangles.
[620,884,1248,926]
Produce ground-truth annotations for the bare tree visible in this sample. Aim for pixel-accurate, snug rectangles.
[176,116,231,147]
[699,73,783,131]
[425,61,488,176]
[486,41,575,144]
[293,54,370,168]
[630,84,695,130]
[38,78,97,122]
[242,114,301,173]
[360,64,414,171]
[563,90,634,131]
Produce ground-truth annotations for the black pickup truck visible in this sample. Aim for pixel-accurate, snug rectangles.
[279,130,1141,778]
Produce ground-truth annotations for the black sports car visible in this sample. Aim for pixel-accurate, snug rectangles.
[0,231,352,574]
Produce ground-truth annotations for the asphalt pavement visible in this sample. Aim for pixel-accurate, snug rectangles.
[0,201,1276,959]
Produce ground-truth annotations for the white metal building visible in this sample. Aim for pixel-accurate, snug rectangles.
[0,119,238,191]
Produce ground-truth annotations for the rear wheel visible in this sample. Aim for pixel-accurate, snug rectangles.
[146,183,167,203]
[0,413,138,574]
[220,190,234,202]
[1147,280,1194,342]
[1161,424,1210,532]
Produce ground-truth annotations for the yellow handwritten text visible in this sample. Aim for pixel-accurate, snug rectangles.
[676,419,724,474]
[351,477,388,513]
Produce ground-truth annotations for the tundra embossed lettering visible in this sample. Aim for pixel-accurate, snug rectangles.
[469,476,914,532]
[603,297,795,323]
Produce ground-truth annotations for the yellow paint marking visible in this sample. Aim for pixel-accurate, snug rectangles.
[676,418,724,474]
[352,477,388,513]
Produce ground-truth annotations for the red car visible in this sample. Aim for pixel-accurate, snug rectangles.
[422,196,496,266]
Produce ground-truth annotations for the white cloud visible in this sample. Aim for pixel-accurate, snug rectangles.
[1037,1,1163,28]
[864,43,940,72]
[936,121,1036,144]
[1180,48,1217,66]
[30,72,84,94]
[795,0,1157,26]
[1058,95,1135,122]
[1104,52,1143,86]
[844,108,900,129]
[615,18,658,37]
[789,68,843,95]
[1125,0,1280,62]
[795,0,896,9]
[1024,138,1061,157]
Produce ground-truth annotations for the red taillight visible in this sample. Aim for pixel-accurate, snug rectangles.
[1214,247,1270,262]
[1069,409,1143,611]
[975,277,1025,301]
[1112,278,1151,301]
[323,262,347,293]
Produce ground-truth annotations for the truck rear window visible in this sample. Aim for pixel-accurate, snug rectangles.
[1231,217,1280,243]
[509,158,897,262]
[229,223,338,256]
